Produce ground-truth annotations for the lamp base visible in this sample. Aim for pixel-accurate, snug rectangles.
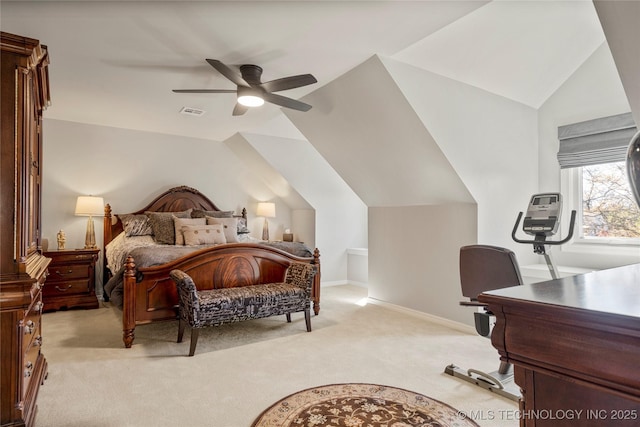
[262,218,270,241]
[84,216,97,249]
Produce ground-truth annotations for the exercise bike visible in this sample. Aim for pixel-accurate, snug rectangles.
[445,193,575,401]
[512,193,576,280]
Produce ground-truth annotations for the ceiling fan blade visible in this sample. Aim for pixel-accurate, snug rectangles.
[206,59,249,87]
[260,74,317,93]
[263,92,312,112]
[232,103,249,116]
[172,89,236,93]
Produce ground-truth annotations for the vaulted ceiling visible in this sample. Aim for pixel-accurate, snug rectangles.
[1,1,621,142]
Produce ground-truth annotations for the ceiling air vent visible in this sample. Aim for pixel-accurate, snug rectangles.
[179,107,206,117]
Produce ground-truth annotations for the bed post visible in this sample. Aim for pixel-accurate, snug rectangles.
[103,204,112,290]
[312,248,321,315]
[123,256,136,348]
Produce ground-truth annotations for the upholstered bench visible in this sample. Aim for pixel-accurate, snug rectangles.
[169,262,317,356]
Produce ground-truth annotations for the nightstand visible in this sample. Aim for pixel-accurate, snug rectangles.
[43,248,100,312]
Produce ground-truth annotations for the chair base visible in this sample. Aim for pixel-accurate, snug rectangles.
[444,363,520,402]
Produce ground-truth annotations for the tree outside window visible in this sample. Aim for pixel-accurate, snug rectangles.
[582,161,640,238]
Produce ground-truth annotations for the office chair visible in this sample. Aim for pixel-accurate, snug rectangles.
[444,244,523,401]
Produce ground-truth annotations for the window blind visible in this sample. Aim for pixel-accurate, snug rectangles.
[557,112,636,169]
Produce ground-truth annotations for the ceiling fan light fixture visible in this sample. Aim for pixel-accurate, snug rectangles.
[237,86,264,107]
[237,94,264,107]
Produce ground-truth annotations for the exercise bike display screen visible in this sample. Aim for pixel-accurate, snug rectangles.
[523,193,562,236]
[533,195,555,205]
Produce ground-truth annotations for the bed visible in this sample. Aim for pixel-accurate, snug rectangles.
[102,186,321,348]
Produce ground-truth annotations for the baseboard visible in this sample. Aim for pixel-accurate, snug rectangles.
[321,280,349,287]
[366,298,476,335]
[321,280,368,288]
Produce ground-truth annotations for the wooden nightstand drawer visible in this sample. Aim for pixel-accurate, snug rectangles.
[48,264,90,281]
[43,249,99,312]
[43,279,90,297]
[47,251,96,263]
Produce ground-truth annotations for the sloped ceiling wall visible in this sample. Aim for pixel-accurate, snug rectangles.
[284,53,539,325]
[380,56,539,254]
[233,131,368,283]
[285,55,473,207]
[594,1,640,125]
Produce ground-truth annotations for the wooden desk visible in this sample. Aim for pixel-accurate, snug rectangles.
[479,263,640,427]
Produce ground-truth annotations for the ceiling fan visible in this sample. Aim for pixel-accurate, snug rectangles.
[173,59,317,116]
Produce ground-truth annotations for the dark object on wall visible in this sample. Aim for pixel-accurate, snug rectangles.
[627,131,640,208]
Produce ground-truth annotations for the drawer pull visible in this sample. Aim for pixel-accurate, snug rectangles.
[35,336,43,347]
[24,361,33,377]
[54,268,74,276]
[34,301,44,312]
[24,320,35,335]
[54,285,73,292]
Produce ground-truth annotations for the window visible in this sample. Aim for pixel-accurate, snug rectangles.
[580,162,640,240]
[558,112,639,246]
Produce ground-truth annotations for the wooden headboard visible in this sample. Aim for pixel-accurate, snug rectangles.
[102,186,247,282]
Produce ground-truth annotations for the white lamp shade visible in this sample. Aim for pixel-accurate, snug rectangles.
[75,196,104,216]
[256,202,276,218]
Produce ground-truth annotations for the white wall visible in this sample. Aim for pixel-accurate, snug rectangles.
[368,204,477,326]
[42,119,290,293]
[241,132,368,284]
[286,55,540,325]
[538,43,639,269]
[383,57,540,266]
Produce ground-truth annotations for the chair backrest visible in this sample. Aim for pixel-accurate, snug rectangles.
[459,245,523,301]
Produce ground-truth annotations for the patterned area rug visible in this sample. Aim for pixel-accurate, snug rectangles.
[251,383,480,427]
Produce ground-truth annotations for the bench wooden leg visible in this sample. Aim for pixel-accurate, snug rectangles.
[286,313,292,323]
[305,308,311,332]
[177,318,186,343]
[188,328,200,357]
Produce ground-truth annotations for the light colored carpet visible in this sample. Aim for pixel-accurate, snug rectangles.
[37,285,518,427]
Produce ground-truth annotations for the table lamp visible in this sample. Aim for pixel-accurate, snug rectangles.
[256,202,275,241]
[75,195,104,249]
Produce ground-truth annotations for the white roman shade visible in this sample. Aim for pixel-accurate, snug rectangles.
[557,112,636,169]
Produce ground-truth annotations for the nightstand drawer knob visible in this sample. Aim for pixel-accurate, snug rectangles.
[54,285,73,292]
[54,268,74,276]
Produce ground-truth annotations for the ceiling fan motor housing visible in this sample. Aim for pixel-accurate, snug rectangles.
[240,64,263,85]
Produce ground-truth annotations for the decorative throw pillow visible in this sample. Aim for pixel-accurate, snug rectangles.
[236,216,250,234]
[206,216,239,243]
[173,216,206,245]
[191,209,234,219]
[145,209,192,245]
[120,214,153,237]
[182,224,227,246]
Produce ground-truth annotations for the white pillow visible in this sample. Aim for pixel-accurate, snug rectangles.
[182,224,227,246]
[206,216,239,243]
[173,216,206,245]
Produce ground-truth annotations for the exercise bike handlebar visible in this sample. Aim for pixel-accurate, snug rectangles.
[511,210,576,245]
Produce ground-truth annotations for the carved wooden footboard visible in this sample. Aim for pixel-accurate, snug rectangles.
[121,243,321,348]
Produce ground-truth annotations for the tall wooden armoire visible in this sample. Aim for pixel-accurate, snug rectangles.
[1,32,51,427]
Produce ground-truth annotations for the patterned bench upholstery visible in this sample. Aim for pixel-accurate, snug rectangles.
[169,262,317,356]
